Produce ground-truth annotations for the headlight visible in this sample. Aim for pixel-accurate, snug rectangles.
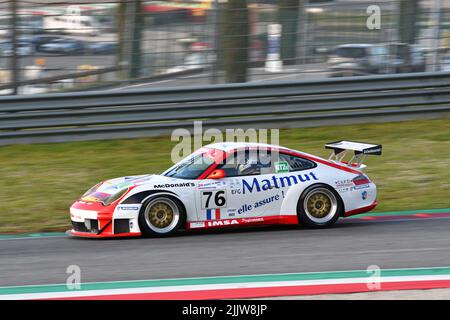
[102,188,129,206]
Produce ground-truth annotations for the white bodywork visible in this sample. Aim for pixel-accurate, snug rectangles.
[69,142,377,234]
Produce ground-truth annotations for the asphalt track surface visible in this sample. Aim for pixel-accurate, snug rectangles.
[1,216,450,287]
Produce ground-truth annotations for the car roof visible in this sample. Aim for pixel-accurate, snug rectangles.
[335,44,373,48]
[204,142,293,153]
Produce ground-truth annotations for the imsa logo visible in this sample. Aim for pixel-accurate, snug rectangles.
[206,219,239,227]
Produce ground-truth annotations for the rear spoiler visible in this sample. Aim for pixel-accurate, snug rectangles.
[325,140,382,170]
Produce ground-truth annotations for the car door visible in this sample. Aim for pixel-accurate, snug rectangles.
[196,148,284,221]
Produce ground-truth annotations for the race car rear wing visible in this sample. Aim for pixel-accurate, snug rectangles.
[325,140,382,170]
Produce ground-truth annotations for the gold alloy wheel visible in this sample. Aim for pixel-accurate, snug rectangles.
[143,197,181,234]
[303,187,338,224]
[147,202,174,228]
[306,192,332,218]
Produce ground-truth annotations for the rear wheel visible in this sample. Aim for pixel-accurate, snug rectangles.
[138,195,185,236]
[297,185,342,228]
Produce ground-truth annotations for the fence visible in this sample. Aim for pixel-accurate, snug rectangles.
[0,71,449,145]
[0,0,449,94]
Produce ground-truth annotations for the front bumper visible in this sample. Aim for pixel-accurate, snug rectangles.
[69,201,141,238]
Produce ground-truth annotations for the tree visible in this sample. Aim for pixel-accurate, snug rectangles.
[222,0,249,83]
[117,0,144,79]
[278,0,304,65]
[398,0,419,44]
[117,1,126,69]
[129,0,144,78]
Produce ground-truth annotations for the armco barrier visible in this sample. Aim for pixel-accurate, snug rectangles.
[0,71,449,145]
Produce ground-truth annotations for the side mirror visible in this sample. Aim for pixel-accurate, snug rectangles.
[206,169,226,180]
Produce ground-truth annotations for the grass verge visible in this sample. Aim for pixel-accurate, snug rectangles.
[0,118,449,234]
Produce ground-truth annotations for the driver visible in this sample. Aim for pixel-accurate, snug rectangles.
[238,158,260,176]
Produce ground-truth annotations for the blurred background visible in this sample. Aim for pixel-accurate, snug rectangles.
[0,0,448,95]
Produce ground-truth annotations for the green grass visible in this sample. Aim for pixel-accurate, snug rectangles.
[1,118,450,234]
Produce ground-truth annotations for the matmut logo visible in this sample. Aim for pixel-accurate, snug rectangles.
[206,219,239,227]
[242,172,318,194]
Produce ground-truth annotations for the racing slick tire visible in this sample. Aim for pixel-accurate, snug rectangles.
[138,195,185,237]
[297,184,343,228]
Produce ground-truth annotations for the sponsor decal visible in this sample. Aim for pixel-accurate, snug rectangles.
[231,189,242,195]
[363,147,382,155]
[238,204,253,215]
[228,179,242,188]
[254,194,280,208]
[190,222,206,229]
[238,195,280,214]
[351,184,370,191]
[229,179,242,195]
[241,217,265,223]
[70,214,83,221]
[154,182,195,188]
[362,191,368,200]
[274,161,289,173]
[206,219,239,227]
[198,181,227,190]
[189,216,294,229]
[117,206,139,211]
[335,179,353,188]
[206,208,221,220]
[227,208,237,217]
[242,172,318,194]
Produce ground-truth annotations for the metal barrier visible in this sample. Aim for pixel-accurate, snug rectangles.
[0,72,450,145]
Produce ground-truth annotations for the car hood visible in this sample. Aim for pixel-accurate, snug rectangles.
[102,174,195,190]
[81,174,195,203]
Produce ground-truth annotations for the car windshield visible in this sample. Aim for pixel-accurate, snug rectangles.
[163,150,218,179]
[335,47,367,58]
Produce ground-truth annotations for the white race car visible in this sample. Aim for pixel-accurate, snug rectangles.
[69,141,381,238]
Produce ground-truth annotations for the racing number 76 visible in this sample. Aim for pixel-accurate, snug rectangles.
[202,190,226,208]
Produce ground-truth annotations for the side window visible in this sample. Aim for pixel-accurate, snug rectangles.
[219,149,274,177]
[278,153,316,172]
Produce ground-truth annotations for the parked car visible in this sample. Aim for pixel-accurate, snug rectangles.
[86,42,117,55]
[327,44,390,77]
[387,43,426,73]
[39,39,85,54]
[165,51,213,74]
[0,41,34,57]
[29,35,66,51]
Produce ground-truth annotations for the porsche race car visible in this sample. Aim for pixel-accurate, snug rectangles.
[69,141,382,238]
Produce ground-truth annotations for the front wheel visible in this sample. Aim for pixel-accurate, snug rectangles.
[297,185,342,228]
[138,195,185,237]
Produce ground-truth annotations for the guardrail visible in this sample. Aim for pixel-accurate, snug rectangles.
[0,71,450,145]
